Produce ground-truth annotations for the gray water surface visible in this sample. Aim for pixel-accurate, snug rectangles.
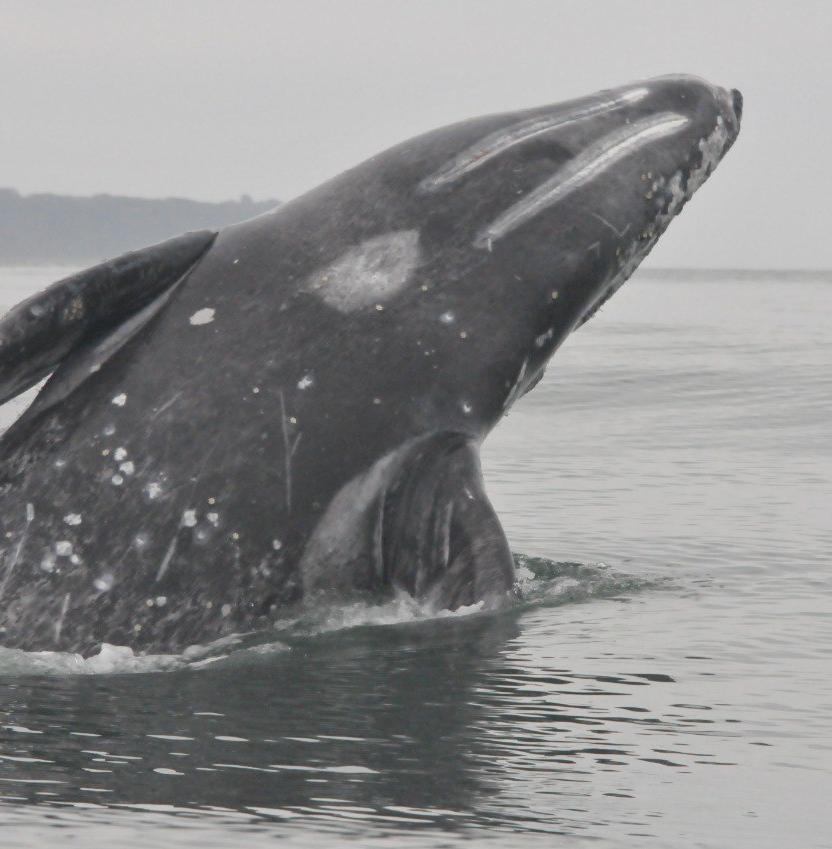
[0,268,829,848]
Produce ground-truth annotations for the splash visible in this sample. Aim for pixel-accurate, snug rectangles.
[512,554,667,607]
[0,555,661,676]
[0,634,289,676]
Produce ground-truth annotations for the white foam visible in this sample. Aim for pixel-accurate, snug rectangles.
[0,634,289,677]
[277,590,487,637]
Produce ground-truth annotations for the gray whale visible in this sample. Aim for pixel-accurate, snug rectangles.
[0,75,741,653]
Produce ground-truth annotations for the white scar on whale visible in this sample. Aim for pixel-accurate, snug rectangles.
[475,112,689,248]
[305,229,421,312]
[419,87,649,192]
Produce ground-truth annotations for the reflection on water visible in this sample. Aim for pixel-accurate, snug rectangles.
[0,270,830,847]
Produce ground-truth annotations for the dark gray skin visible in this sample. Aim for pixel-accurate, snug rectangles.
[0,75,741,653]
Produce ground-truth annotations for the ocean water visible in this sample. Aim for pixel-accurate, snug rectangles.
[0,267,829,848]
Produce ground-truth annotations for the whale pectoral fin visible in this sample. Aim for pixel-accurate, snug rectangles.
[0,229,216,406]
[383,435,515,610]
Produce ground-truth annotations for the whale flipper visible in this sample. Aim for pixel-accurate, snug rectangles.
[383,435,515,609]
[0,230,216,407]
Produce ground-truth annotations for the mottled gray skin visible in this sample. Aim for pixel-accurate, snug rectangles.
[0,75,741,653]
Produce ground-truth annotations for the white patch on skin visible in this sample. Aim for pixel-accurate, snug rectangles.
[63,513,82,526]
[156,537,178,582]
[221,604,232,617]
[207,512,219,527]
[272,539,282,551]
[297,373,314,390]
[40,553,56,573]
[189,308,216,326]
[155,595,167,607]
[439,311,455,324]
[134,533,150,549]
[26,503,35,522]
[103,424,116,437]
[305,230,421,312]
[114,447,127,461]
[94,573,114,592]
[535,328,554,348]
[54,593,71,642]
[182,509,198,528]
[420,86,650,191]
[112,393,127,407]
[252,387,260,394]
[461,401,473,414]
[55,541,73,557]
[111,474,124,486]
[503,357,529,411]
[475,112,689,248]
[145,482,163,500]
[119,461,135,476]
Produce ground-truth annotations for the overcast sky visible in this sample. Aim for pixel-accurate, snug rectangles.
[1,1,830,268]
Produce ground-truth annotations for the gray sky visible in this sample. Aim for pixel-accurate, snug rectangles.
[1,0,830,268]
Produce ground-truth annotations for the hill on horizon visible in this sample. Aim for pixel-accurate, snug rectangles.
[0,188,279,266]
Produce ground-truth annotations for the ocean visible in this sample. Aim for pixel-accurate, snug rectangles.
[0,267,829,848]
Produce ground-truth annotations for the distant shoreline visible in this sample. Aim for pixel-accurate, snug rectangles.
[638,268,832,280]
[1,189,829,278]
[0,188,279,266]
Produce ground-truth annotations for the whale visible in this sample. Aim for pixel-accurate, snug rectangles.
[0,75,741,653]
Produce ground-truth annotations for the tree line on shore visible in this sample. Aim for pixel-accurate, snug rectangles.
[0,188,279,265]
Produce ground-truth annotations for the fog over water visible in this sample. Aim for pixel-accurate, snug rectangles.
[2,0,831,267]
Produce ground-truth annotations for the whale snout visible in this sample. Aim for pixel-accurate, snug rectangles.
[731,88,744,124]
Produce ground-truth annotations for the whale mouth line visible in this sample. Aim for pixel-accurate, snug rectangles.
[474,111,689,249]
[419,86,650,193]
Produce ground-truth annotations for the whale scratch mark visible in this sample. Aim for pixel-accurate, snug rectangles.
[278,391,301,512]
[0,503,34,601]
[475,112,688,248]
[155,536,178,582]
[54,593,71,644]
[150,392,183,420]
[503,357,529,411]
[420,87,650,191]
[590,212,631,239]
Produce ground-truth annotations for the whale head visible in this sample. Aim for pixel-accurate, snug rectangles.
[370,74,742,431]
[273,75,741,440]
